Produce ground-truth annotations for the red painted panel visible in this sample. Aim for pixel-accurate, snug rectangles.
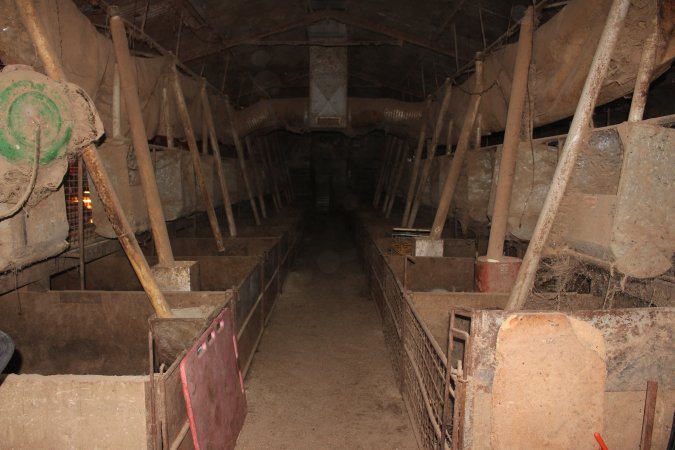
[180,307,247,450]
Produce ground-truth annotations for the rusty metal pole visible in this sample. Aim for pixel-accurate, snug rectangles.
[170,66,226,252]
[628,19,658,122]
[110,14,174,265]
[245,136,268,219]
[506,0,632,311]
[201,82,237,236]
[14,0,173,317]
[225,99,261,225]
[429,58,484,239]
[406,80,454,227]
[401,96,432,226]
[77,156,85,290]
[385,141,408,217]
[373,136,394,208]
[485,7,534,259]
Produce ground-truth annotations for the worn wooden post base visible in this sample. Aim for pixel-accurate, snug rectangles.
[151,261,201,292]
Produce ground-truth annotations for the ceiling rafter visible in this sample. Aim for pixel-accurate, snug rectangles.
[182,10,458,62]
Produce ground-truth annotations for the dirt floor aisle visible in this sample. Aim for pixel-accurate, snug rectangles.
[236,216,417,450]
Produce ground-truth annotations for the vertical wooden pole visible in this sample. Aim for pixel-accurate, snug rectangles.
[406,80,454,227]
[639,381,658,450]
[382,138,403,213]
[170,66,225,252]
[245,136,268,219]
[373,136,394,208]
[263,137,283,210]
[15,0,172,316]
[429,58,484,239]
[402,96,432,226]
[201,82,237,236]
[161,80,174,148]
[506,0,632,310]
[110,14,175,265]
[628,19,659,122]
[225,99,261,225]
[486,6,534,259]
[274,138,293,203]
[385,142,408,217]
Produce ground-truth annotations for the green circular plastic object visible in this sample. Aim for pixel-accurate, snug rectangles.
[0,77,73,164]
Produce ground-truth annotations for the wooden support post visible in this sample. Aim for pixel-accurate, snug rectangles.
[201,82,237,236]
[628,19,658,122]
[402,96,432,226]
[275,139,293,203]
[485,7,534,259]
[110,14,175,265]
[112,63,121,138]
[373,136,394,208]
[161,80,175,148]
[429,58,484,239]
[263,137,283,210]
[225,99,261,225]
[245,136,267,219]
[639,381,658,450]
[170,66,226,252]
[14,0,173,317]
[277,138,294,200]
[382,138,403,213]
[407,80,454,227]
[385,141,408,217]
[506,0,632,310]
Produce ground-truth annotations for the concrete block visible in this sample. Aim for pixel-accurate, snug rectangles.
[413,237,443,257]
[151,260,200,291]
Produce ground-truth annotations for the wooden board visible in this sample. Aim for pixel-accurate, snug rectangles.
[490,313,606,449]
[179,307,246,450]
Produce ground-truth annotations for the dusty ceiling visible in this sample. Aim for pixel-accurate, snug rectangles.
[75,0,559,106]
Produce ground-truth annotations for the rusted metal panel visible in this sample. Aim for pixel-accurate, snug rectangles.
[180,307,246,450]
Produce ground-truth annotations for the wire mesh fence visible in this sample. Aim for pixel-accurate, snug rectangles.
[64,158,98,248]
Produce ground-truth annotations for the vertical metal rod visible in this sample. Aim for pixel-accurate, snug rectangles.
[245,136,267,219]
[161,80,175,148]
[382,138,403,213]
[226,99,261,225]
[201,82,237,237]
[170,66,226,252]
[14,0,173,317]
[402,96,432,226]
[262,138,282,211]
[110,13,175,265]
[486,6,534,259]
[506,0,632,310]
[453,24,459,72]
[77,156,85,290]
[628,19,659,122]
[174,9,184,58]
[373,135,394,208]
[429,58,484,239]
[385,142,408,217]
[275,138,293,203]
[112,63,121,138]
[406,80,454,227]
